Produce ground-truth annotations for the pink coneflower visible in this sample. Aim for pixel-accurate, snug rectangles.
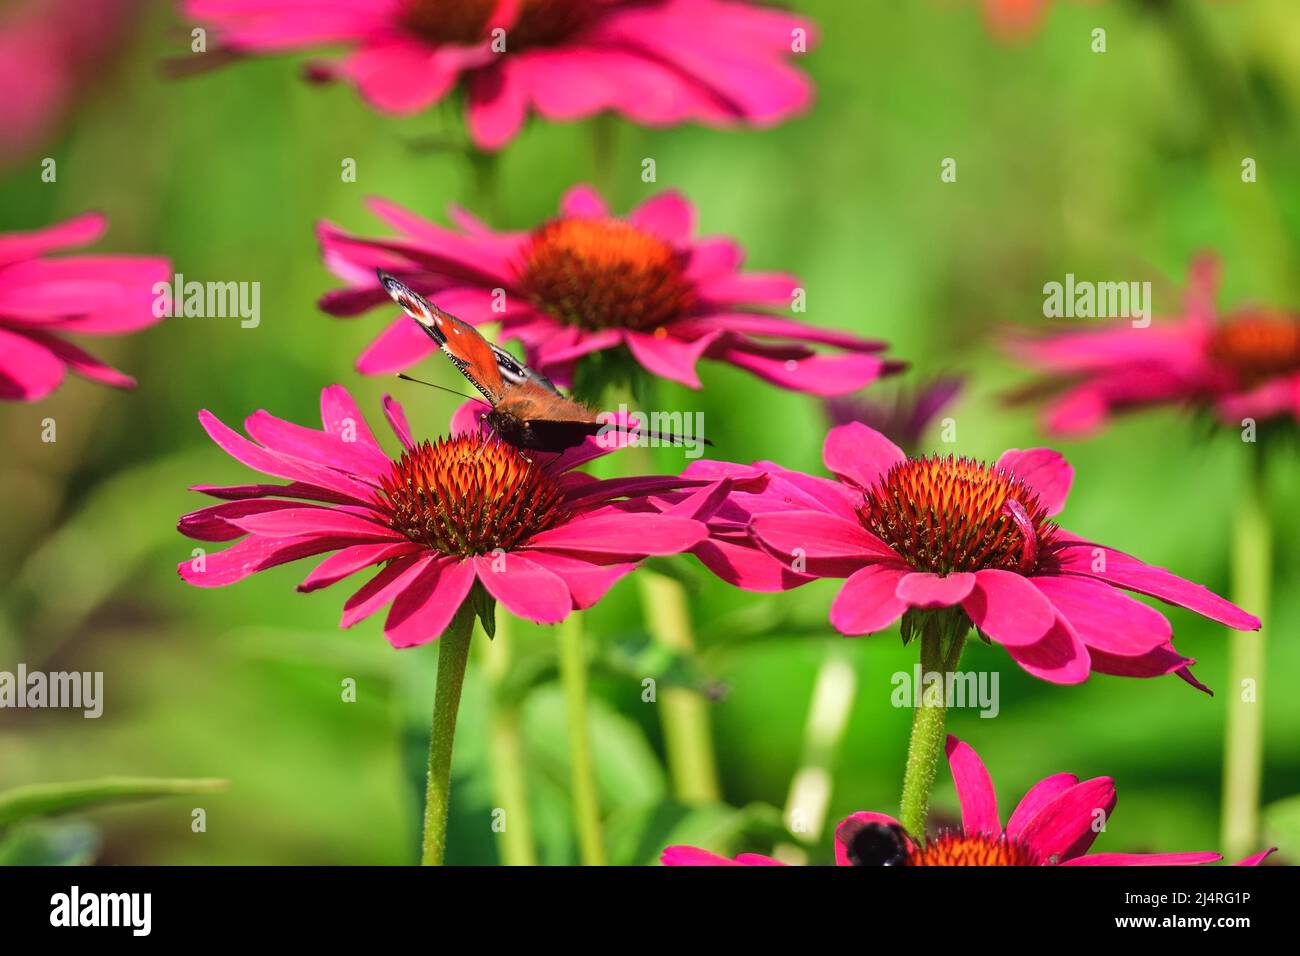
[0,0,142,167]
[1010,256,1300,436]
[177,386,715,641]
[182,0,815,150]
[653,420,1259,687]
[0,212,170,401]
[319,185,897,396]
[663,735,1276,866]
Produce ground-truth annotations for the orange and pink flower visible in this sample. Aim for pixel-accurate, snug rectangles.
[183,0,815,150]
[663,735,1276,866]
[318,185,897,396]
[177,386,726,643]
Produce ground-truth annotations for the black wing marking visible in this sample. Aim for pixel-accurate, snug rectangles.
[491,343,562,395]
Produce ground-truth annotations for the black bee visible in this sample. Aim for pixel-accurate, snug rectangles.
[839,820,911,866]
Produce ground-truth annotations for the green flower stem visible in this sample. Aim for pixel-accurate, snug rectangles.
[421,601,476,866]
[481,615,538,866]
[468,148,501,224]
[557,613,607,865]
[1222,455,1270,861]
[899,616,967,839]
[638,571,721,804]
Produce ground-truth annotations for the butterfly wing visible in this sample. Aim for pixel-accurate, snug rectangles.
[489,342,563,396]
[377,270,505,404]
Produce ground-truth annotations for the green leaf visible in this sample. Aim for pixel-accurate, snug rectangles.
[0,821,100,866]
[0,777,228,828]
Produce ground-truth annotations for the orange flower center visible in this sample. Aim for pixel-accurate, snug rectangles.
[906,832,1043,866]
[1207,310,1300,383]
[375,435,569,556]
[401,0,601,48]
[519,218,697,332]
[859,455,1056,575]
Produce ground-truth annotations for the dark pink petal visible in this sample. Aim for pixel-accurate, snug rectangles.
[1006,773,1080,842]
[523,552,635,610]
[716,341,889,396]
[833,812,910,866]
[1015,777,1117,863]
[17,330,135,388]
[750,509,898,572]
[1003,616,1092,685]
[189,481,356,506]
[179,498,304,542]
[897,572,976,609]
[382,394,414,449]
[558,183,609,219]
[829,563,910,635]
[1046,533,1260,631]
[231,506,398,541]
[341,38,465,115]
[244,409,390,478]
[822,421,905,492]
[660,846,748,866]
[1234,849,1277,866]
[383,556,477,648]
[679,310,887,350]
[628,190,695,243]
[320,384,384,457]
[945,736,1000,837]
[467,58,528,151]
[474,551,573,624]
[0,328,65,400]
[356,315,440,374]
[624,329,720,388]
[995,448,1073,517]
[178,534,357,587]
[0,212,105,268]
[1085,644,1207,692]
[341,553,433,628]
[298,541,422,592]
[693,534,816,593]
[684,238,744,281]
[962,569,1055,647]
[1061,852,1220,867]
[1030,574,1172,656]
[184,0,388,49]
[526,512,705,559]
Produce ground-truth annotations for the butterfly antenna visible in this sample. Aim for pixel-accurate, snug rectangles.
[395,373,483,404]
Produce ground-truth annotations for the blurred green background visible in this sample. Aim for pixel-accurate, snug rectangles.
[1,0,1299,864]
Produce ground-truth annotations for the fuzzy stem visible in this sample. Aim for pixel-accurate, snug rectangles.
[1222,455,1270,860]
[481,615,538,866]
[638,571,722,803]
[899,616,966,840]
[557,613,607,865]
[421,602,476,866]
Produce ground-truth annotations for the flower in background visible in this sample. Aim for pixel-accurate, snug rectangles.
[177,387,723,644]
[0,213,170,401]
[653,421,1258,687]
[1008,256,1300,436]
[978,1,1102,42]
[663,735,1277,866]
[182,0,815,150]
[0,0,144,167]
[318,185,899,396]
[825,375,963,454]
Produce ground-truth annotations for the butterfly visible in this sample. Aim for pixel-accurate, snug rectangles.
[377,270,706,455]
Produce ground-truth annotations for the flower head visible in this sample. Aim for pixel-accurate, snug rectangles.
[663,736,1276,867]
[0,212,170,401]
[319,185,898,396]
[178,386,715,645]
[1009,256,1300,436]
[652,421,1259,687]
[183,0,816,150]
